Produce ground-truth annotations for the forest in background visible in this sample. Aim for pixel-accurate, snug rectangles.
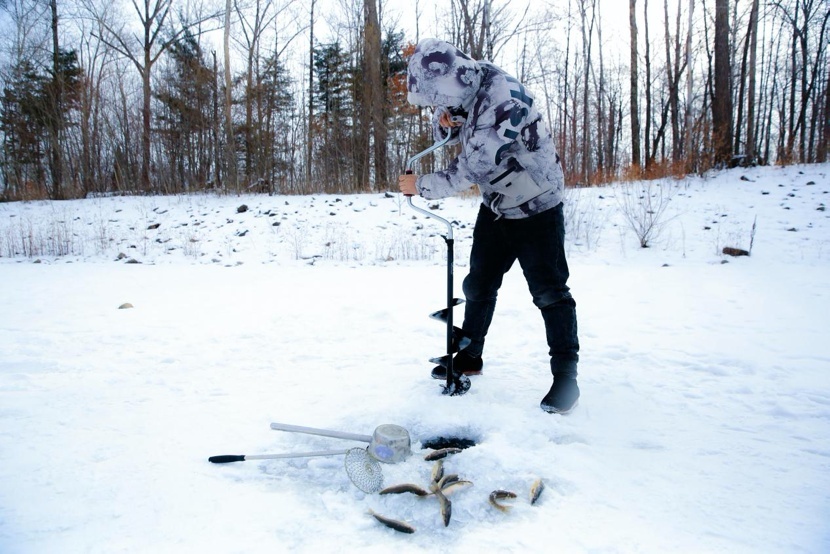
[0,0,827,201]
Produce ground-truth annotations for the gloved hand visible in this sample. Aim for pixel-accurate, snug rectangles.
[436,106,464,128]
[432,107,464,143]
[398,173,419,196]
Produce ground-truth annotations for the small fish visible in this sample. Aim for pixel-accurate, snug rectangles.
[440,479,473,495]
[434,488,452,527]
[529,478,545,505]
[436,473,460,489]
[424,447,462,461]
[368,510,416,534]
[430,459,444,484]
[379,483,430,497]
[489,490,518,512]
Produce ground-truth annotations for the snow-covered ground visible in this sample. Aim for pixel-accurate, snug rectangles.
[1,164,828,553]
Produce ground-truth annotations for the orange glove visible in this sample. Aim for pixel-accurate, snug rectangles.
[438,109,464,129]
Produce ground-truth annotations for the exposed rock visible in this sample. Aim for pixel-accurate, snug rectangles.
[722,247,750,257]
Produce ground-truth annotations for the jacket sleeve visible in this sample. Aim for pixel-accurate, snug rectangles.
[416,77,531,200]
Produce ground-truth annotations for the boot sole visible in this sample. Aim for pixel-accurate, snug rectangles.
[540,399,579,415]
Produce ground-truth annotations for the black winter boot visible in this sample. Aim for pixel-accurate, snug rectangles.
[539,298,580,414]
[540,376,580,414]
[431,349,483,380]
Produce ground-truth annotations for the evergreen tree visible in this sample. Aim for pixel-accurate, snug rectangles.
[312,42,354,191]
[1,52,82,199]
[259,53,297,193]
[155,29,216,192]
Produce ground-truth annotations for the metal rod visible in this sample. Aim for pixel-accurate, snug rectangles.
[404,132,452,171]
[445,237,455,391]
[245,450,351,460]
[405,197,454,240]
[270,422,372,443]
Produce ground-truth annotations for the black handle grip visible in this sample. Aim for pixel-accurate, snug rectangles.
[209,454,246,463]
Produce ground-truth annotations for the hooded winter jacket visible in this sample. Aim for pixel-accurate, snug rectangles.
[407,38,565,219]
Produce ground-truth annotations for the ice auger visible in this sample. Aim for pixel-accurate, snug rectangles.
[404,133,472,396]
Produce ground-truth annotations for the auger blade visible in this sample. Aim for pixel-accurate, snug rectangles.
[429,299,465,322]
[430,354,451,368]
[441,374,471,396]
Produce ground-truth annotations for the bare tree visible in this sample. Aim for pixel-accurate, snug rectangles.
[772,0,830,163]
[736,0,758,159]
[48,0,63,199]
[86,0,218,192]
[617,179,676,248]
[821,67,830,161]
[76,19,117,194]
[713,0,733,166]
[595,0,606,176]
[223,0,237,191]
[362,0,386,190]
[306,0,314,189]
[663,0,687,164]
[443,0,522,61]
[579,0,595,184]
[683,0,695,171]
[744,0,760,163]
[630,0,641,170]
[643,0,653,168]
[230,0,304,191]
[235,0,279,187]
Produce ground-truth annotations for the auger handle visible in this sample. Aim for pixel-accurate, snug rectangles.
[404,132,452,174]
[403,132,454,238]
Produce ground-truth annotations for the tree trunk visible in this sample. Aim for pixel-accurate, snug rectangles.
[307,0,315,190]
[143,52,152,191]
[663,0,677,164]
[684,0,695,171]
[734,2,753,157]
[596,0,606,176]
[363,0,385,190]
[212,51,221,188]
[562,0,572,180]
[821,70,830,161]
[713,0,733,166]
[580,0,594,184]
[224,0,237,192]
[629,0,641,170]
[49,0,63,199]
[745,0,759,163]
[483,0,493,60]
[671,0,683,163]
[357,0,381,191]
[644,0,653,168]
[245,54,253,186]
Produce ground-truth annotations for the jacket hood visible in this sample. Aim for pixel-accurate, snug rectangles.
[407,39,482,109]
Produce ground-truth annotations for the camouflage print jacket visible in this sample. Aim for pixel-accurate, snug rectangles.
[406,39,565,219]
